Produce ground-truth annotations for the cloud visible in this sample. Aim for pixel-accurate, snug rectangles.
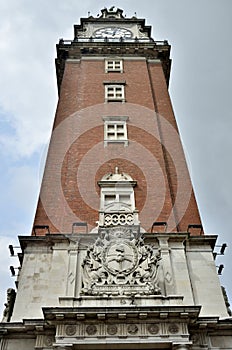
[0,2,59,158]
[0,161,40,239]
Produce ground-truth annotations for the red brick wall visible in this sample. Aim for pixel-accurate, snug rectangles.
[33,58,202,235]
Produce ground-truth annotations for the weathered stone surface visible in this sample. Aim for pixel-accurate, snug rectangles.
[81,227,161,296]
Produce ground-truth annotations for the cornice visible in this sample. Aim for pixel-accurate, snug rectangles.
[43,305,201,323]
[55,40,171,94]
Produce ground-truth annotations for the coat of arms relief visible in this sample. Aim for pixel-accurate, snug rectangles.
[81,227,161,296]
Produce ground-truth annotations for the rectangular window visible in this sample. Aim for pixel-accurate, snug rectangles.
[105,84,125,102]
[103,116,128,146]
[105,59,123,73]
[119,194,131,205]
[105,194,116,204]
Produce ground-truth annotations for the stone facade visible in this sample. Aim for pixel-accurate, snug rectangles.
[8,232,229,321]
[1,230,232,349]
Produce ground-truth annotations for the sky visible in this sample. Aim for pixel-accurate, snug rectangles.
[0,0,232,316]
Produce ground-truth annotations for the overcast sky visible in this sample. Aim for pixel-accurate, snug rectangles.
[0,0,232,316]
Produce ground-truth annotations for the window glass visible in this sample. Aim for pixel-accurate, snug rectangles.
[105,59,123,72]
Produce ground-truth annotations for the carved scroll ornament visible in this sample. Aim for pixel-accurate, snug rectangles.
[81,227,161,296]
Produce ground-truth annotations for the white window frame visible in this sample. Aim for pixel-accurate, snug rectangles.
[103,191,134,212]
[103,116,128,146]
[105,59,123,73]
[104,83,125,102]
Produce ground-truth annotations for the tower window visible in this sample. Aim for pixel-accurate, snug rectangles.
[103,193,132,211]
[105,194,116,204]
[103,116,128,146]
[105,84,125,102]
[97,168,138,227]
[105,59,123,73]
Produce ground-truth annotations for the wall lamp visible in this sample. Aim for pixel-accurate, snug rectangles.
[9,266,20,277]
[8,245,21,257]
[213,243,227,259]
[217,264,224,275]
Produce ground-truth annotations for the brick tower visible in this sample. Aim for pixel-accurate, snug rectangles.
[32,7,202,236]
[1,7,232,350]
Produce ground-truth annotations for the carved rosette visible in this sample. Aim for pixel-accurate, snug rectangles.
[81,227,161,296]
[147,324,159,335]
[35,335,55,348]
[44,336,54,347]
[168,323,179,334]
[86,325,97,335]
[65,325,77,336]
[127,324,138,334]
[107,325,118,335]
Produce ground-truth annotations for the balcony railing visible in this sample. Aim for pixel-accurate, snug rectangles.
[58,37,168,45]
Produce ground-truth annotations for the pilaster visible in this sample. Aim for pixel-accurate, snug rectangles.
[158,236,175,295]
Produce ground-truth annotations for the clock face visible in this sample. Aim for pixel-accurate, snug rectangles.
[93,27,132,39]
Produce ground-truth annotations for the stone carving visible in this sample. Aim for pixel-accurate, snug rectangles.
[104,213,134,226]
[147,324,159,334]
[81,227,161,296]
[86,325,97,335]
[58,321,190,340]
[107,325,118,335]
[168,323,179,334]
[65,325,77,336]
[138,25,149,38]
[127,324,138,334]
[35,335,55,348]
[190,332,207,346]
[44,336,54,347]
[1,288,16,322]
[191,334,200,345]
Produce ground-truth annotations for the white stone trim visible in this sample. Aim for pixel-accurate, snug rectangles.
[105,58,123,73]
[103,116,128,146]
[104,84,125,102]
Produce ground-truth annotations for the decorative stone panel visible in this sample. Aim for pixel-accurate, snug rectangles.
[35,335,55,348]
[80,226,161,296]
[104,213,134,226]
[190,331,207,347]
[56,321,188,340]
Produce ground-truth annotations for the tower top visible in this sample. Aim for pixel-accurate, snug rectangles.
[73,7,151,40]
[56,8,171,93]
